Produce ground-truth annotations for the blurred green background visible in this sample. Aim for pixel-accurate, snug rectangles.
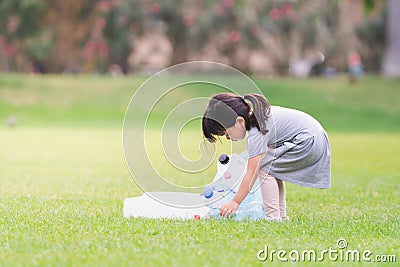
[1,74,399,130]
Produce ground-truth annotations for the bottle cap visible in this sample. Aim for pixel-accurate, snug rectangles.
[203,187,214,198]
[224,171,232,179]
[219,154,230,165]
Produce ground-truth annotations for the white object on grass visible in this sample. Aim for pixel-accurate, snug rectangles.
[123,192,210,219]
[123,151,264,220]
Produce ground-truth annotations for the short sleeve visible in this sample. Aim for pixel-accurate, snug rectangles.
[247,127,269,158]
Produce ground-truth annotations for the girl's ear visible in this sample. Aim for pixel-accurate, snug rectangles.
[236,116,245,127]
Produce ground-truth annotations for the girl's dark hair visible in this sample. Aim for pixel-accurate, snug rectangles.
[202,93,270,142]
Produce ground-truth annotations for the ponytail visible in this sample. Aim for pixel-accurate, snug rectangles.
[202,93,270,142]
[243,93,270,135]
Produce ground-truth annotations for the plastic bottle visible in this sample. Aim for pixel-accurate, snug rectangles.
[202,152,247,199]
[216,153,248,187]
[202,151,265,220]
[205,188,264,221]
[234,190,264,221]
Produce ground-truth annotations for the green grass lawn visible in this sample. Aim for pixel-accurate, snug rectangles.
[0,74,399,266]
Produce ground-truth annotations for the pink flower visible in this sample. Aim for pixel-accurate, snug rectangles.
[150,2,161,14]
[99,0,112,12]
[7,16,20,33]
[83,40,96,60]
[222,0,233,8]
[5,44,15,57]
[86,40,96,49]
[98,40,109,58]
[183,16,194,26]
[269,8,281,20]
[228,31,240,43]
[281,4,293,16]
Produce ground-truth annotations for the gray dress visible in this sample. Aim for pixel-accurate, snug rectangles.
[247,106,331,188]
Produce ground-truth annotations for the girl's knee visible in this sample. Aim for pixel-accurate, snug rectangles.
[258,171,277,183]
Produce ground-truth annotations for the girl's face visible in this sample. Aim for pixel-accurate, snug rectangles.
[224,117,246,141]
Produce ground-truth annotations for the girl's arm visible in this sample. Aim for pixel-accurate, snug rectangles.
[220,154,262,218]
[233,154,262,204]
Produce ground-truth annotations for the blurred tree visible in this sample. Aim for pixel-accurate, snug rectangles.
[42,0,99,72]
[202,0,263,72]
[118,0,265,71]
[0,0,46,71]
[145,0,189,64]
[0,0,393,75]
[256,0,342,75]
[101,1,132,73]
[381,0,400,77]
[363,0,400,77]
[355,7,386,72]
[136,0,264,71]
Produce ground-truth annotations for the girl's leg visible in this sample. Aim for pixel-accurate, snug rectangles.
[276,179,287,220]
[258,171,280,220]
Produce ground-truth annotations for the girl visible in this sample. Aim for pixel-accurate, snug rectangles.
[202,93,331,220]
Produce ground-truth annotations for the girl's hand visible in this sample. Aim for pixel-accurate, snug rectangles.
[220,200,240,218]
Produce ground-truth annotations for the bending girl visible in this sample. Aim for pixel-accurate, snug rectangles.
[202,93,331,220]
